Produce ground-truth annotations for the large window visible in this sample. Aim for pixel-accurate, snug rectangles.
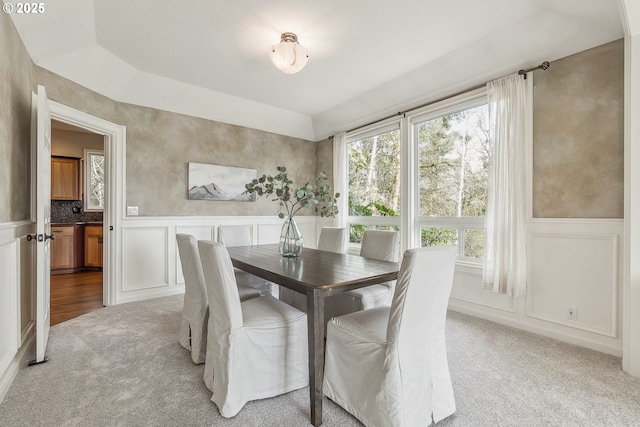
[414,101,489,261]
[345,90,489,263]
[347,125,401,245]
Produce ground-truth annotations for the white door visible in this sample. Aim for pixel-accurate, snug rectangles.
[32,85,52,365]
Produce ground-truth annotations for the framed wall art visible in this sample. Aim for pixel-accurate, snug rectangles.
[188,162,256,202]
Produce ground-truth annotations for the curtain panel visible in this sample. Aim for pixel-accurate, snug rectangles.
[483,73,531,297]
[333,132,348,228]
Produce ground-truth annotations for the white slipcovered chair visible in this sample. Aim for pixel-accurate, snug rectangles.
[176,234,261,364]
[280,226,347,309]
[217,225,273,296]
[323,245,458,426]
[317,226,347,253]
[197,240,309,417]
[323,229,399,321]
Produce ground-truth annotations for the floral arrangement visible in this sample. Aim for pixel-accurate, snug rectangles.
[245,166,339,218]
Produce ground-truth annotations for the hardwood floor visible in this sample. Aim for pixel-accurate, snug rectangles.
[50,271,104,326]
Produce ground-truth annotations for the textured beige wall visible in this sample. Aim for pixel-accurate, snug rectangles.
[533,40,624,218]
[36,68,317,217]
[316,137,333,185]
[0,12,35,222]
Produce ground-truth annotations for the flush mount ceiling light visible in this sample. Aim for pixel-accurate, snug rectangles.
[269,32,309,75]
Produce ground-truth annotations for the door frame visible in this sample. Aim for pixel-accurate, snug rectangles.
[47,102,125,306]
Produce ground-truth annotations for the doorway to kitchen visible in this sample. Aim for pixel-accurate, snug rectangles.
[49,119,105,325]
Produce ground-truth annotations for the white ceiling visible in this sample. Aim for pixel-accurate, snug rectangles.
[9,0,625,140]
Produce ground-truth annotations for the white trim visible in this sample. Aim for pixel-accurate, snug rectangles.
[448,299,621,356]
[623,31,640,375]
[346,118,400,142]
[0,332,35,404]
[407,87,487,124]
[83,148,105,212]
[526,232,618,338]
[49,100,126,307]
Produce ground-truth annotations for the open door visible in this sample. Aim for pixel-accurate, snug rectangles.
[30,85,52,365]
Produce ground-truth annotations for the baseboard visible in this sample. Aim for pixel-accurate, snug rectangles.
[115,286,184,305]
[448,300,622,357]
[0,332,35,404]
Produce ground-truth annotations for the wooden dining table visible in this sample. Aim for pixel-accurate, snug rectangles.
[226,243,400,426]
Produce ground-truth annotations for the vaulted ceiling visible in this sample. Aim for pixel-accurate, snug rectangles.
[9,0,625,140]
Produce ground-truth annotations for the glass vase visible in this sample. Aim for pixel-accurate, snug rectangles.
[279,215,303,257]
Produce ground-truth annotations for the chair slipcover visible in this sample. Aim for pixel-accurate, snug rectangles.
[280,227,346,309]
[323,245,457,426]
[176,234,261,364]
[317,226,347,253]
[323,229,399,321]
[197,240,309,417]
[176,234,209,364]
[217,225,272,296]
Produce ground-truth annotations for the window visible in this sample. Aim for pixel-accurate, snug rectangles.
[347,124,401,246]
[414,101,489,261]
[84,149,105,211]
[343,89,489,263]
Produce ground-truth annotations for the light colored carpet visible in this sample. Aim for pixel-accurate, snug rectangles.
[0,294,639,426]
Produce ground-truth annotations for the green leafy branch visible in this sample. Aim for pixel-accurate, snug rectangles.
[245,166,340,219]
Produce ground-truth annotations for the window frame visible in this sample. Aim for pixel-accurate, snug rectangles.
[343,88,489,266]
[84,148,105,212]
[408,88,488,264]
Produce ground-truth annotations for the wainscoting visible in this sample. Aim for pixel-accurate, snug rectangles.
[0,215,624,404]
[0,220,35,403]
[114,215,324,304]
[449,218,623,356]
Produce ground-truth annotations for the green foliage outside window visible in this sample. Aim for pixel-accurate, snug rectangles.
[347,103,490,259]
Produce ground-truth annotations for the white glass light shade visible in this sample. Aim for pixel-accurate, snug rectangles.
[269,33,309,75]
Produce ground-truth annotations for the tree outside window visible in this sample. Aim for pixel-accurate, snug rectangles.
[416,104,489,259]
[85,150,104,211]
[348,127,401,243]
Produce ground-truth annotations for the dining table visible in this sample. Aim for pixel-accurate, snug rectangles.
[226,243,400,426]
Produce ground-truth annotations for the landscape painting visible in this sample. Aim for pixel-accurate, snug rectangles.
[188,163,256,202]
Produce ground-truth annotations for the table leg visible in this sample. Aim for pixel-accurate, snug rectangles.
[307,288,325,426]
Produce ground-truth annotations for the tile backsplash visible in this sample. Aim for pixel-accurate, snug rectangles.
[51,200,103,223]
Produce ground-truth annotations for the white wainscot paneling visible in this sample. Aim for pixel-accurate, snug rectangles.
[19,236,34,344]
[175,225,215,286]
[122,227,169,292]
[0,239,18,379]
[450,263,515,312]
[257,222,282,245]
[528,232,618,337]
[256,217,317,246]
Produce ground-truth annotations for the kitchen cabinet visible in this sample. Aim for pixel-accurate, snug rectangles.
[85,224,103,268]
[50,224,84,274]
[51,156,81,200]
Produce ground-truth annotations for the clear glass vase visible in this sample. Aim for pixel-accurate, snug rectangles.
[279,215,303,257]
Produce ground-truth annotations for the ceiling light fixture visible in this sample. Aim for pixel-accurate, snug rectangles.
[269,32,309,75]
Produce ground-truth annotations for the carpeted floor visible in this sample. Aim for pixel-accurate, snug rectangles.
[1,294,639,426]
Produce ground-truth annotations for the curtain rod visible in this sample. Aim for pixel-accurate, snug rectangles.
[329,60,550,139]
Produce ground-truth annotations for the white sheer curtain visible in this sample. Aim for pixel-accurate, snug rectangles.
[483,73,531,297]
[333,132,348,227]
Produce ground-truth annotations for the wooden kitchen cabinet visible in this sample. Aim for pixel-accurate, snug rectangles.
[51,156,81,200]
[50,224,84,274]
[85,225,103,268]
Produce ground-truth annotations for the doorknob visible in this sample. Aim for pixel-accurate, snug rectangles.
[26,233,55,242]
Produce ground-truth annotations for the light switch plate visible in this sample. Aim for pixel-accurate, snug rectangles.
[127,206,139,216]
